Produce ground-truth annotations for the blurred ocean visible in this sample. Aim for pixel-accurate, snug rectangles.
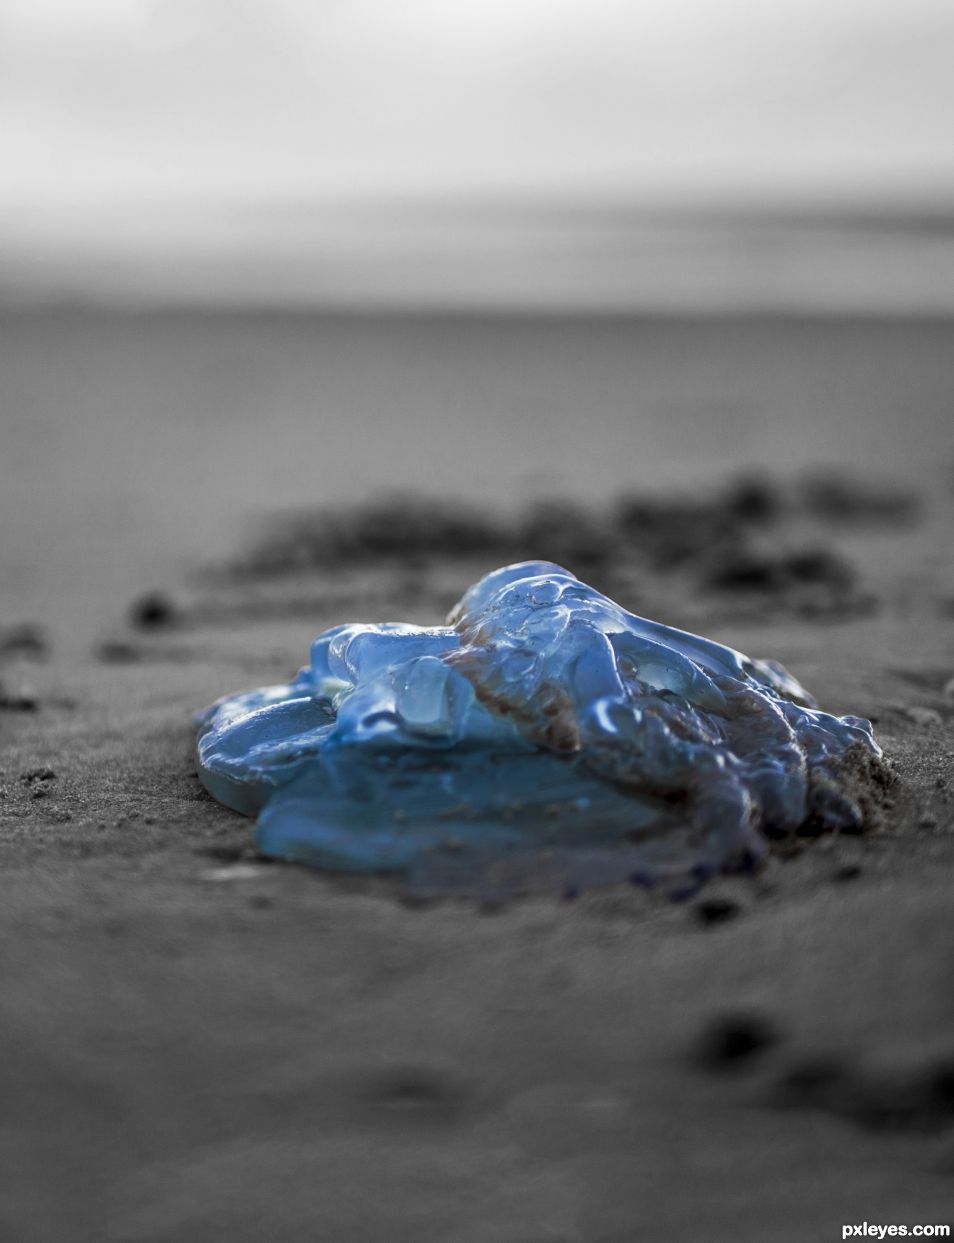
[2,203,954,314]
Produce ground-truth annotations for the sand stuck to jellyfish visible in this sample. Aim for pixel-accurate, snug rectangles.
[194,561,885,896]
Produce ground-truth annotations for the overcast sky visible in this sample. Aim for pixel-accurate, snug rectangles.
[4,0,953,207]
[1,0,953,305]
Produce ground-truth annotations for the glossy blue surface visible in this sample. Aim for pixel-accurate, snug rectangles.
[195,562,879,892]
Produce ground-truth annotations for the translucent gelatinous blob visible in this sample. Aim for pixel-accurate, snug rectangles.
[194,562,881,894]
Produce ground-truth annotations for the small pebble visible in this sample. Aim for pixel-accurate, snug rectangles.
[697,1013,779,1069]
[129,591,180,631]
[833,862,862,882]
[694,897,741,926]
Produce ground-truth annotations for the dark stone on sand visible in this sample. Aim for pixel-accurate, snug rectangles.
[698,1014,779,1069]
[833,862,862,882]
[693,897,741,926]
[129,591,180,630]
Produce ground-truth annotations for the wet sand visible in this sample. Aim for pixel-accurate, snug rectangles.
[1,311,953,1241]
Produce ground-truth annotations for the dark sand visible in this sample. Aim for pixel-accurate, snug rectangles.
[1,311,953,1241]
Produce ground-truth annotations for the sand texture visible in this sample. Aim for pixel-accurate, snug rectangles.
[1,312,953,1241]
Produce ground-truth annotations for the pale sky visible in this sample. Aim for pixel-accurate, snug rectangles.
[3,0,953,207]
[1,0,953,305]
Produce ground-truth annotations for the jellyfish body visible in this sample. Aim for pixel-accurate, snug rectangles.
[195,562,880,892]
